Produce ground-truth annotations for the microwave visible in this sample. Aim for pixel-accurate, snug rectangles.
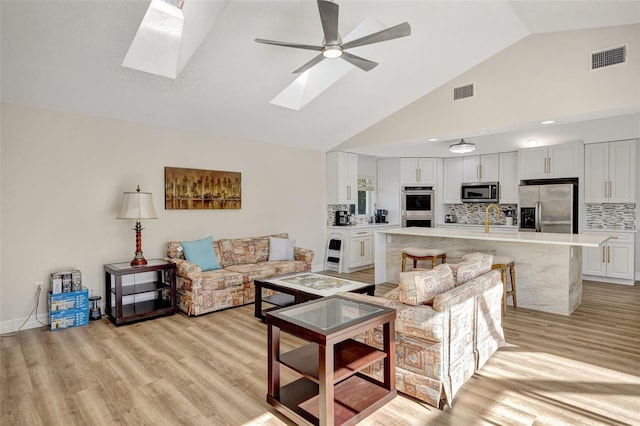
[461,182,499,203]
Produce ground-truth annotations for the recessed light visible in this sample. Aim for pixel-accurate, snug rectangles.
[428,138,438,142]
[541,120,555,125]
[527,139,540,146]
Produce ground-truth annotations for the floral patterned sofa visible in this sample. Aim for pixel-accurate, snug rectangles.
[339,252,505,408]
[166,233,314,316]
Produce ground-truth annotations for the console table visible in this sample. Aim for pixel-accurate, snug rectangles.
[266,295,396,426]
[104,259,176,325]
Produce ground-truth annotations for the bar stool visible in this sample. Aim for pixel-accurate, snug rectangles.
[401,247,446,272]
[492,256,517,315]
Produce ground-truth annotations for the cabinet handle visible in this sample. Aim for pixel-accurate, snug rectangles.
[609,181,613,199]
[347,185,351,200]
[602,246,606,263]
[607,246,611,264]
[477,164,481,180]
[604,181,608,198]
[360,241,364,256]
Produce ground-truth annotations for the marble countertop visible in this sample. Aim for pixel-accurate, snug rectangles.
[583,228,637,233]
[327,223,399,229]
[437,223,519,229]
[377,227,610,247]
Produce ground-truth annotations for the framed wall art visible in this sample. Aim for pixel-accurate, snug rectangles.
[165,167,241,210]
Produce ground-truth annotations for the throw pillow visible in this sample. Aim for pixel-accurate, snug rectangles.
[181,236,221,271]
[398,264,455,305]
[455,253,493,285]
[268,237,296,261]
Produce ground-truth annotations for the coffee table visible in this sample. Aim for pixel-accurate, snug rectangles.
[266,295,396,426]
[254,273,375,322]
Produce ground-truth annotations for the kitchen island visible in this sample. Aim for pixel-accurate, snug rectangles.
[374,227,611,316]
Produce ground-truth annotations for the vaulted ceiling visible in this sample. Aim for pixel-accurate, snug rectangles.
[2,1,639,156]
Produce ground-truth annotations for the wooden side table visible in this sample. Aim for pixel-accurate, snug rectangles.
[266,295,396,426]
[104,259,176,325]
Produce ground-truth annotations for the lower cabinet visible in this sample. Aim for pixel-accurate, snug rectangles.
[583,231,635,284]
[350,231,373,268]
[327,226,396,272]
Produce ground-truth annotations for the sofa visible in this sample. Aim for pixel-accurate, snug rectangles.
[339,253,505,408]
[166,233,314,316]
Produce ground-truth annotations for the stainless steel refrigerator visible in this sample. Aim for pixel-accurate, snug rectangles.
[518,180,578,234]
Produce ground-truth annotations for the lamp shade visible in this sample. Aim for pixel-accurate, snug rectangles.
[449,138,476,154]
[117,188,158,220]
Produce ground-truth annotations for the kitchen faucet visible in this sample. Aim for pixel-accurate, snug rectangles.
[485,204,501,233]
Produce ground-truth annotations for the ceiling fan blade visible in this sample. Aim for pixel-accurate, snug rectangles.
[342,22,411,50]
[341,51,378,72]
[255,38,323,51]
[317,0,340,45]
[293,54,326,73]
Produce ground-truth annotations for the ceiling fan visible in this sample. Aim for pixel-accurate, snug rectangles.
[255,0,411,74]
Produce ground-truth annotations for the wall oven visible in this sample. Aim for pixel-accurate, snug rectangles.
[401,186,435,227]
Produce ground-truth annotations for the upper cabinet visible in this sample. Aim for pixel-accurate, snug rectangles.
[326,152,358,204]
[461,154,499,183]
[584,140,636,203]
[443,157,463,204]
[400,158,437,185]
[499,152,519,204]
[518,142,582,180]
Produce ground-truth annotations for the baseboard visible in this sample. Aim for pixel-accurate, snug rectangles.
[583,274,635,286]
[0,312,49,334]
[1,302,107,334]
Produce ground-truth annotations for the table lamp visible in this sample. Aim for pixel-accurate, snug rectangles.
[117,185,158,266]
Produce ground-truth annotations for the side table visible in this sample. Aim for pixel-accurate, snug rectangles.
[266,295,396,426]
[104,259,176,325]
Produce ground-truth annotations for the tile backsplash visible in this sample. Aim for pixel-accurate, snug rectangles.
[445,203,518,225]
[586,203,636,230]
[327,204,370,226]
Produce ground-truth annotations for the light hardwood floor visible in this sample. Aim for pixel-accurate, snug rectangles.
[2,271,639,425]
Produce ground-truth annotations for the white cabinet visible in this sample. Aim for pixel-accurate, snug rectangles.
[462,154,499,183]
[499,152,519,204]
[327,227,383,272]
[518,142,582,179]
[443,157,463,204]
[350,229,373,268]
[400,158,437,185]
[326,152,357,204]
[584,140,636,203]
[377,158,401,226]
[583,231,635,283]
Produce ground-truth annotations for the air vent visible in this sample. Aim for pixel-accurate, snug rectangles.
[453,83,474,101]
[591,45,626,70]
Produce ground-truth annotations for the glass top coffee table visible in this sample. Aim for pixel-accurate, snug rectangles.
[266,295,396,426]
[255,273,375,322]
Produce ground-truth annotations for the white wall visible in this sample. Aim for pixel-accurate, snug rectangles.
[337,24,640,151]
[636,141,640,280]
[357,156,377,179]
[0,103,327,330]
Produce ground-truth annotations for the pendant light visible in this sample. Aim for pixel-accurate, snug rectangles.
[449,138,476,154]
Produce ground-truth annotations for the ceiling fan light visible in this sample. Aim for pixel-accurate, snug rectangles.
[449,138,476,154]
[322,46,343,59]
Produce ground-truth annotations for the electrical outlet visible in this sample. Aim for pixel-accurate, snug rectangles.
[34,281,43,294]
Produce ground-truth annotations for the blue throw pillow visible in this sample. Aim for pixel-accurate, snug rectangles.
[181,236,220,271]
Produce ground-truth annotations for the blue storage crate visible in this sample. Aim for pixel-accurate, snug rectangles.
[49,287,89,312]
[49,286,89,331]
[50,308,89,331]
